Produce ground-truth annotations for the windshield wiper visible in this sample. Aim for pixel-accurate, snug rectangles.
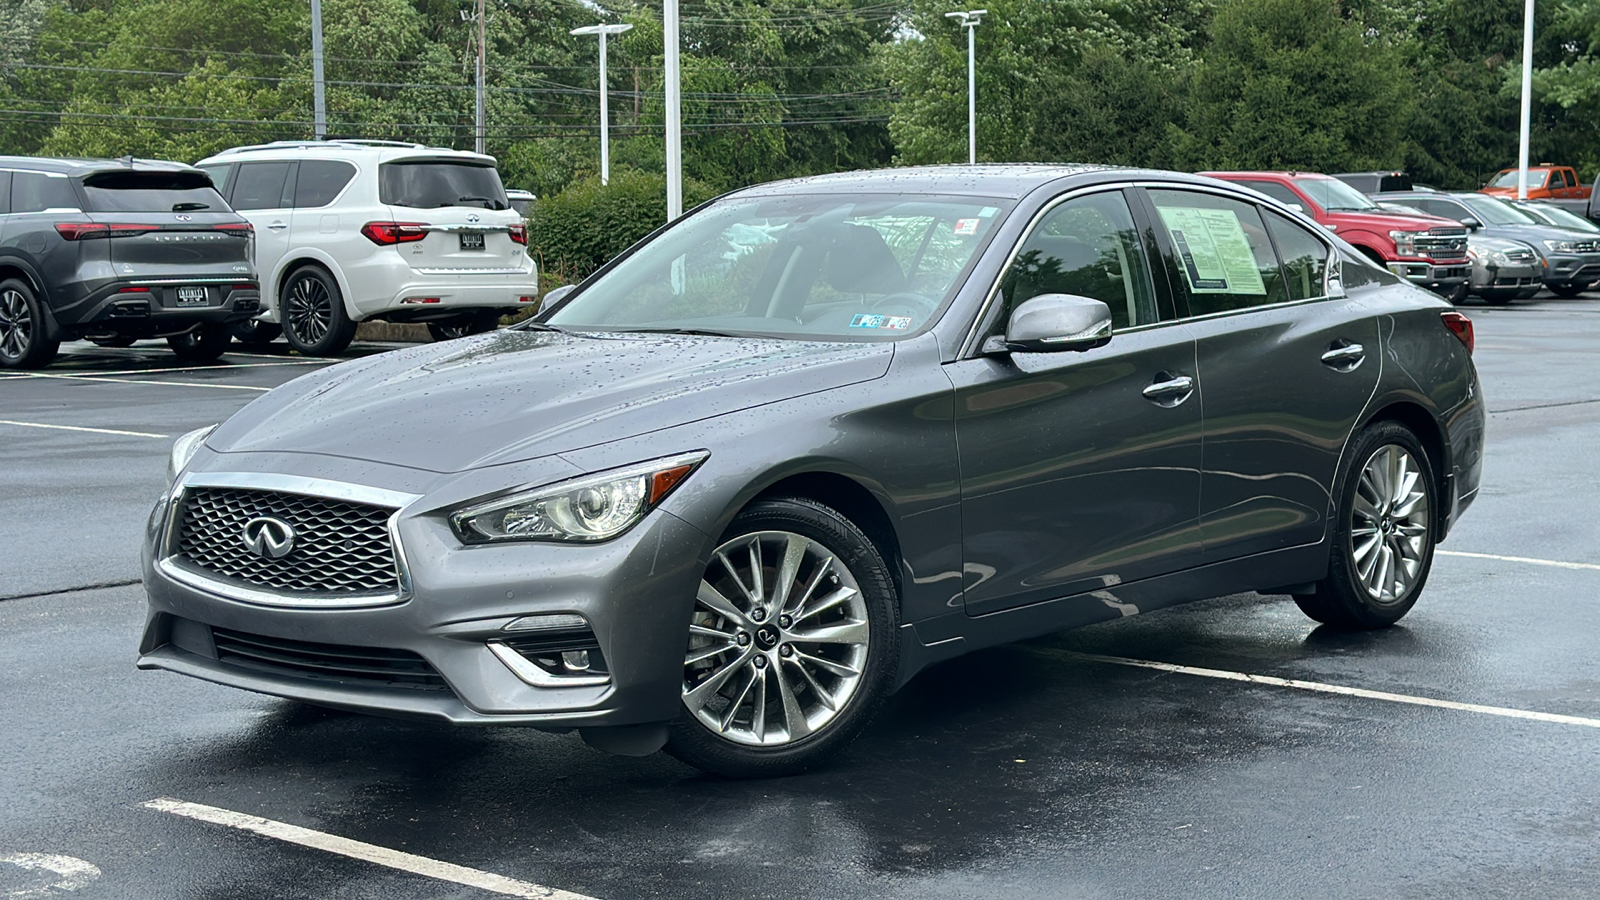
[456,195,498,208]
[172,201,210,211]
[515,321,569,334]
[605,326,742,338]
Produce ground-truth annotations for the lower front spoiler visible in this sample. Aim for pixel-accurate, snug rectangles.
[137,643,619,729]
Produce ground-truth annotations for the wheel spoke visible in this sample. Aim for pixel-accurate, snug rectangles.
[790,618,868,646]
[696,580,749,628]
[796,585,857,623]
[688,622,736,641]
[1352,533,1382,565]
[715,548,758,605]
[684,647,753,709]
[774,659,812,740]
[718,664,758,733]
[685,642,733,667]
[747,539,765,608]
[750,665,768,742]
[793,657,839,711]
[794,648,860,679]
[785,556,832,616]
[768,534,808,614]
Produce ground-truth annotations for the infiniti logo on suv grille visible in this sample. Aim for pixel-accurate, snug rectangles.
[241,516,296,559]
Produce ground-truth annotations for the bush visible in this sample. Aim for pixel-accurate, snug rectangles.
[528,170,716,285]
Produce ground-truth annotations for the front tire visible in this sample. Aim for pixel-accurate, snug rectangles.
[230,318,283,346]
[0,278,60,369]
[281,267,356,357]
[166,323,231,362]
[1296,422,1437,629]
[1550,283,1588,298]
[666,498,899,777]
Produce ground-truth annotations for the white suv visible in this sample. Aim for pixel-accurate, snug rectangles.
[196,140,538,355]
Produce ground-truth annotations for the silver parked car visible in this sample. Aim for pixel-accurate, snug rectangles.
[140,165,1485,777]
[1466,235,1542,304]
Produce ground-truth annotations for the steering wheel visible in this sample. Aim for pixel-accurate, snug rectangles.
[870,291,938,318]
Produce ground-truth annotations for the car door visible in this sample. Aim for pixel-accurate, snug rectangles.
[949,188,1204,616]
[288,159,358,279]
[1139,187,1380,562]
[225,161,298,311]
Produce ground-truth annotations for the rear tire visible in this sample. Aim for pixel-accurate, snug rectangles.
[666,497,899,778]
[281,267,355,357]
[167,323,231,362]
[230,318,283,346]
[1550,283,1587,298]
[1443,282,1469,304]
[1296,422,1437,630]
[0,278,60,369]
[426,310,502,342]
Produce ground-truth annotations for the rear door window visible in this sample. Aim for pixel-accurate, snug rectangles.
[230,162,295,211]
[380,161,507,210]
[80,171,227,212]
[294,160,357,208]
[12,172,79,213]
[1147,188,1286,316]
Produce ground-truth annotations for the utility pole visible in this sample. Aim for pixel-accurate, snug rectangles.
[664,0,682,220]
[571,23,633,185]
[310,0,326,138]
[1517,0,1534,200]
[945,10,986,165]
[461,0,487,153]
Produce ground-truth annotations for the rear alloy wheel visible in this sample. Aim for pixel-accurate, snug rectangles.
[281,267,356,357]
[1296,422,1436,629]
[0,278,60,369]
[667,498,898,777]
[230,318,283,346]
[426,310,502,342]
[166,323,231,362]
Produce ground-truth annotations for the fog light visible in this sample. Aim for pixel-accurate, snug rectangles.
[561,650,591,671]
[504,613,588,633]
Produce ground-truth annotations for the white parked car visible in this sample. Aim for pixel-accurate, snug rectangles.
[196,140,539,355]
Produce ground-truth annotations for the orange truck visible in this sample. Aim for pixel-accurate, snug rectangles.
[1481,165,1591,201]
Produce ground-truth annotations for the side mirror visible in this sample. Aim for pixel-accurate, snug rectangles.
[542,284,577,307]
[993,293,1113,354]
[1461,218,1482,231]
[1287,203,1305,213]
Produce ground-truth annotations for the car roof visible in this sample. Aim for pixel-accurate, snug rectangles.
[1201,171,1339,181]
[725,163,1233,201]
[197,140,497,167]
[0,155,204,177]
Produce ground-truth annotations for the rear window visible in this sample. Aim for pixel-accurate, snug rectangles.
[294,160,357,208]
[379,160,507,210]
[81,171,226,213]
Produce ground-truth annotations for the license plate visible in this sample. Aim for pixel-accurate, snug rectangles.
[459,232,486,251]
[175,286,208,306]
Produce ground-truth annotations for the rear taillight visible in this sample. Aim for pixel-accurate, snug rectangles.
[215,222,254,236]
[229,283,257,292]
[508,223,527,246]
[361,221,429,245]
[1441,311,1474,354]
[55,223,108,240]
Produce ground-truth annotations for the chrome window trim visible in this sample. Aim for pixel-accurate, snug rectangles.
[158,472,422,610]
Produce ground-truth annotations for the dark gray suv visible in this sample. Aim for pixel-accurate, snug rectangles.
[142,166,1485,777]
[0,157,261,368]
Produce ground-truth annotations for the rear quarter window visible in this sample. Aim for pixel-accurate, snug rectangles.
[294,160,357,208]
[12,172,79,213]
[80,171,227,212]
[379,161,507,210]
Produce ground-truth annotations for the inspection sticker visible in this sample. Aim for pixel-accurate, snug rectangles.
[954,218,980,235]
[850,314,912,330]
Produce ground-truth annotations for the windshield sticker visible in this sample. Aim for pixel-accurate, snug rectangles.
[1157,207,1267,295]
[979,206,999,218]
[850,314,912,330]
[954,218,980,236]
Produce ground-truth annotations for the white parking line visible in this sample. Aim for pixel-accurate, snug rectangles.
[2,372,270,392]
[0,419,167,438]
[15,360,327,377]
[1041,649,1600,729]
[144,798,598,900]
[1438,549,1600,572]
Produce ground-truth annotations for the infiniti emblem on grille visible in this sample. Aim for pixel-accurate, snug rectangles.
[241,516,296,559]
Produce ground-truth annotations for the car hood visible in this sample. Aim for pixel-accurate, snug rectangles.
[1325,209,1464,232]
[1481,223,1593,244]
[208,329,895,473]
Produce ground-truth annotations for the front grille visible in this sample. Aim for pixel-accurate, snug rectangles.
[1417,228,1469,260]
[1505,249,1537,263]
[1566,240,1600,253]
[211,627,450,691]
[176,487,399,596]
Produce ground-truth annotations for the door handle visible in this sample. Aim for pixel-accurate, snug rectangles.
[1320,341,1365,371]
[267,221,289,231]
[1141,373,1195,407]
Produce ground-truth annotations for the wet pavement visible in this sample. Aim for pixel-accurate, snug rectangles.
[3,301,1599,899]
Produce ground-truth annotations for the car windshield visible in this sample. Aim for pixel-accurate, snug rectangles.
[81,171,227,212]
[1460,196,1537,225]
[1297,177,1377,211]
[1490,169,1550,189]
[544,193,1011,341]
[1523,204,1600,233]
[379,160,508,210]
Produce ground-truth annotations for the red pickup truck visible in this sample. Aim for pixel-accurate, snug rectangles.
[1203,171,1472,299]
[1481,165,1591,202]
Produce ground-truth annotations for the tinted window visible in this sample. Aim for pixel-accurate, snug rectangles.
[197,164,232,194]
[1264,210,1329,301]
[1237,179,1308,210]
[0,172,10,214]
[1406,197,1467,221]
[380,161,507,210]
[11,172,79,213]
[1459,196,1536,225]
[1296,177,1377,211]
[994,191,1157,332]
[1148,189,1284,315]
[294,160,356,208]
[231,162,293,211]
[80,171,227,212]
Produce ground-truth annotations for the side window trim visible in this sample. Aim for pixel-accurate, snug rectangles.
[958,186,1173,359]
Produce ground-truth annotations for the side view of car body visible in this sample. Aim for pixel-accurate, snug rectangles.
[195,140,538,355]
[0,156,260,369]
[1481,165,1589,202]
[140,165,1485,777]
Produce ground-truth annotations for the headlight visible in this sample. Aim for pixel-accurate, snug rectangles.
[1488,250,1511,265]
[1389,230,1419,256]
[1543,239,1576,252]
[168,424,217,482]
[451,450,709,544]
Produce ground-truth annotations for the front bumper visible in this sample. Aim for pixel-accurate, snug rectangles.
[1540,253,1600,288]
[138,461,710,729]
[1470,260,1541,298]
[1386,259,1470,294]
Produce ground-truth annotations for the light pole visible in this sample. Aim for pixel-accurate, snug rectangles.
[1517,0,1534,200]
[460,0,488,154]
[664,0,682,220]
[571,23,634,186]
[945,9,985,165]
[310,0,326,138]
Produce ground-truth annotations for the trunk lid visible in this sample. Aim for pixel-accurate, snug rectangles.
[376,157,526,275]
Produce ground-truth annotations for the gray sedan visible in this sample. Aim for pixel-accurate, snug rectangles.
[140,166,1485,777]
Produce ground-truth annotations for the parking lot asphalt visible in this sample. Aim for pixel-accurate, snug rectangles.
[3,301,1600,899]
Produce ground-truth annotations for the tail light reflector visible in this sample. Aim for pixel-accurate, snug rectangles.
[1441,311,1474,354]
[508,223,527,245]
[362,222,429,245]
[401,297,441,304]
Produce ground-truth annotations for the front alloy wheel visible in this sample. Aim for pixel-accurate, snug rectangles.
[668,499,897,777]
